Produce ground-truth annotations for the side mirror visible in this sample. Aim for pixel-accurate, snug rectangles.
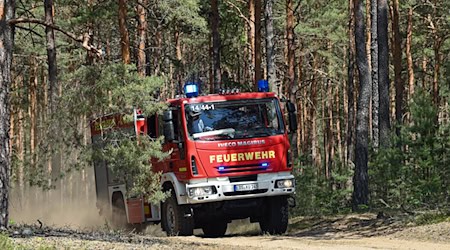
[163,110,173,121]
[286,101,298,132]
[163,110,175,142]
[288,112,298,132]
[286,101,296,113]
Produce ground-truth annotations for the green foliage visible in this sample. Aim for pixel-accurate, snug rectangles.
[62,63,167,116]
[414,212,450,225]
[0,234,18,250]
[94,134,170,204]
[159,0,207,32]
[66,63,170,203]
[293,159,353,216]
[0,234,56,250]
[13,62,169,195]
[370,90,450,210]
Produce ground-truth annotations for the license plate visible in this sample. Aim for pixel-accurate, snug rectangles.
[234,183,258,192]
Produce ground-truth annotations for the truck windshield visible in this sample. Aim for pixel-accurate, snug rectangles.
[185,98,284,141]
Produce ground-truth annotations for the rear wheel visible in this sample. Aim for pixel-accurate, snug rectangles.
[161,193,194,236]
[259,196,289,234]
[202,220,227,238]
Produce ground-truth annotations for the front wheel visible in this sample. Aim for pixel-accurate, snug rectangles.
[259,196,289,235]
[161,193,194,236]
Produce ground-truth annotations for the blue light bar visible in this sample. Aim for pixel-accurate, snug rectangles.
[261,162,269,167]
[257,79,269,92]
[184,82,199,98]
[218,166,225,171]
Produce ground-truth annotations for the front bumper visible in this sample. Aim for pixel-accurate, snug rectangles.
[181,172,295,204]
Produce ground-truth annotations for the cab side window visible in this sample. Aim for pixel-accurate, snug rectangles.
[158,106,182,142]
[172,108,180,140]
[147,115,157,138]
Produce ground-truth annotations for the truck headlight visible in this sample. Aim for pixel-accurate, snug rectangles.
[188,186,216,197]
[276,179,294,188]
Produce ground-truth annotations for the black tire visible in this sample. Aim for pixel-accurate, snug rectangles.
[202,220,228,238]
[259,196,289,235]
[111,196,128,229]
[161,193,194,236]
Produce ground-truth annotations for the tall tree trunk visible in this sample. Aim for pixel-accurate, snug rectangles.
[44,0,57,112]
[248,0,255,86]
[286,0,298,158]
[378,0,390,147]
[347,0,356,165]
[45,0,60,201]
[353,0,371,210]
[370,0,379,149]
[85,0,96,64]
[311,54,321,168]
[153,28,162,76]
[432,39,442,109]
[421,46,427,89]
[430,2,443,109]
[211,0,221,91]
[336,77,344,164]
[169,62,175,98]
[392,0,402,127]
[12,75,24,208]
[29,56,38,165]
[265,0,277,94]
[325,41,335,178]
[254,0,262,88]
[209,33,214,93]
[174,27,183,95]
[136,0,147,76]
[297,49,304,155]
[325,79,334,179]
[286,0,295,97]
[0,0,15,228]
[406,7,414,99]
[118,0,131,64]
[365,0,371,70]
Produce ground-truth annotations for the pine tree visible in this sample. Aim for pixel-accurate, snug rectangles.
[0,0,15,228]
[353,0,372,210]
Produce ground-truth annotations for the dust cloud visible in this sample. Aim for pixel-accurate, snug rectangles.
[9,168,104,230]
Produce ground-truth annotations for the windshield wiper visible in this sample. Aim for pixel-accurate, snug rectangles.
[193,128,235,140]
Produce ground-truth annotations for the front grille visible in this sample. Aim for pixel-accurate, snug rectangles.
[229,175,257,183]
[223,189,268,196]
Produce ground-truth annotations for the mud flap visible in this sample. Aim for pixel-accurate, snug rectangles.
[127,198,145,224]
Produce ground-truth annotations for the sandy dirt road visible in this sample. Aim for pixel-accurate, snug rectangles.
[169,234,450,250]
[11,215,450,249]
[168,215,450,250]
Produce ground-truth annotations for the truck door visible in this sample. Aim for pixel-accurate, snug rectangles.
[162,106,188,178]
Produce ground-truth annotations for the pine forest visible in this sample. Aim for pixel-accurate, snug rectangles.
[0,0,449,230]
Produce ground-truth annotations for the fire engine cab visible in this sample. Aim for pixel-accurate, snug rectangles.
[91,81,298,237]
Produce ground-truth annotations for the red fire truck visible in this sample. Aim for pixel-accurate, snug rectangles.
[91,82,297,237]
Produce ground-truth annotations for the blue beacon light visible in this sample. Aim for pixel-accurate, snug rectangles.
[257,79,269,92]
[185,82,199,98]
